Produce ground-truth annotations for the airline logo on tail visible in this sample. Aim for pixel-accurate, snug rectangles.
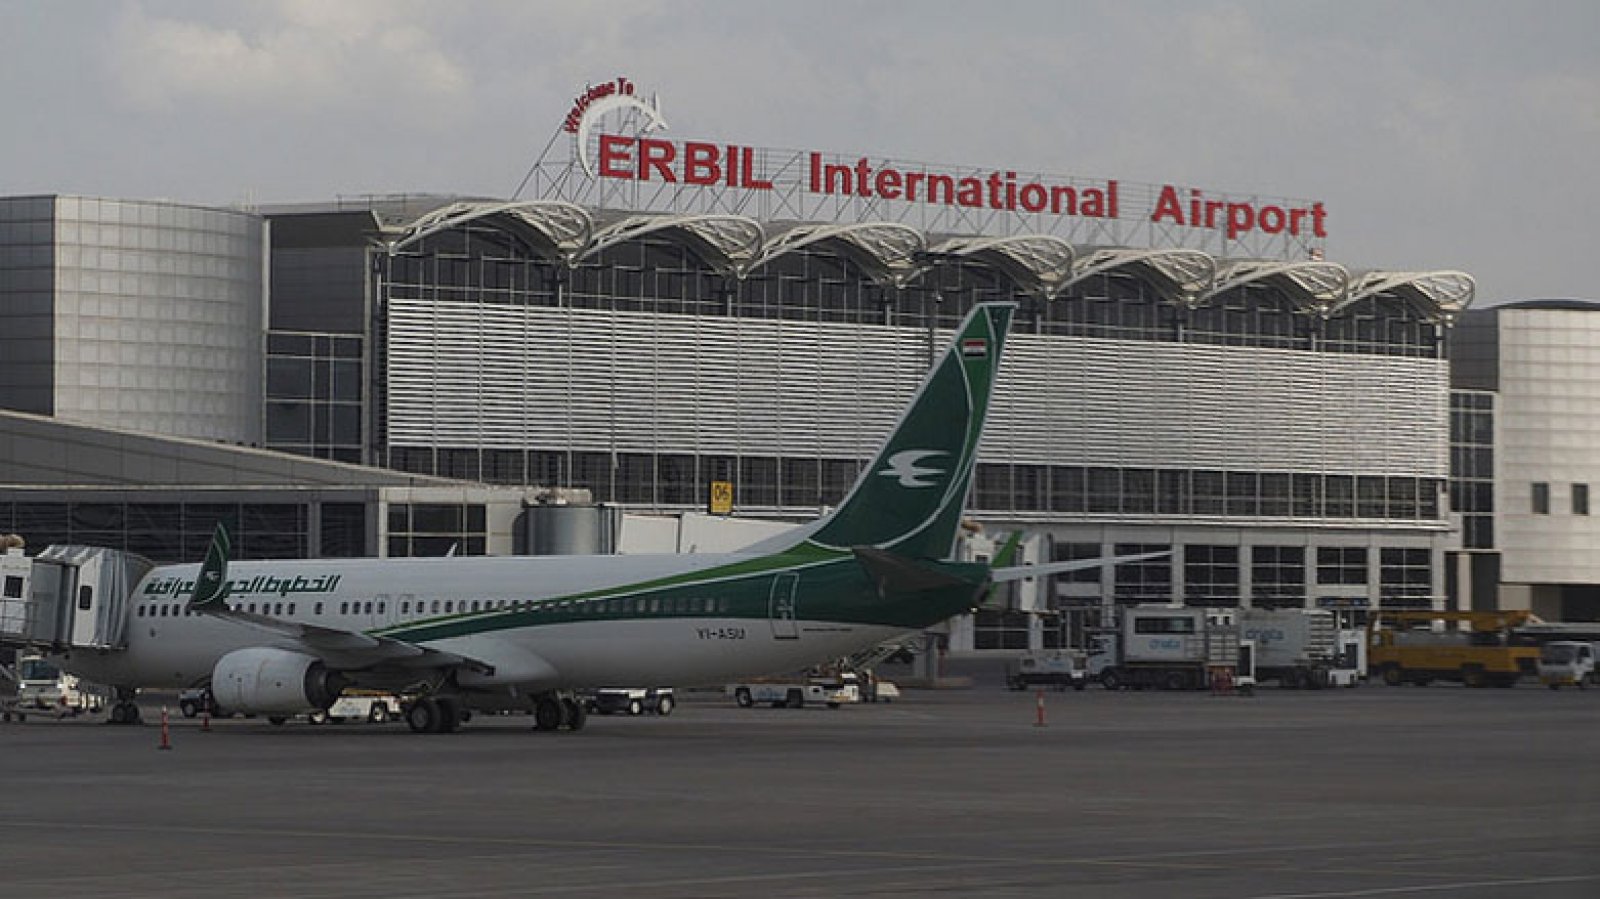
[878,450,947,488]
[801,303,1015,559]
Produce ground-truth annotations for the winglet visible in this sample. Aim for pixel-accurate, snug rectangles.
[976,531,1024,609]
[188,522,232,611]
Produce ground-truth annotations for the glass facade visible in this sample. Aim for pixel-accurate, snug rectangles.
[265,331,365,462]
[0,500,314,563]
[1449,390,1495,549]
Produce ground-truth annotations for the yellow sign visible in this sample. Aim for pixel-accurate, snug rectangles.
[708,480,733,515]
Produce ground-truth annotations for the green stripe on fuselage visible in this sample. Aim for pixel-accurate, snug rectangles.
[374,552,989,644]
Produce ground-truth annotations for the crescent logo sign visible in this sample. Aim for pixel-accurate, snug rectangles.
[563,77,668,178]
[878,450,947,488]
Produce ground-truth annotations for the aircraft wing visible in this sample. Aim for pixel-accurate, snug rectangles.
[184,523,493,675]
[990,550,1171,583]
[193,605,494,674]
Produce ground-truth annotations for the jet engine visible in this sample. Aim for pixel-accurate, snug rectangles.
[210,647,345,715]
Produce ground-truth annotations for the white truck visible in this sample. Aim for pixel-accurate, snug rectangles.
[1005,650,1088,691]
[727,677,860,709]
[5,653,104,720]
[585,687,677,716]
[1091,605,1242,691]
[309,691,404,724]
[1537,640,1597,689]
[1237,608,1339,689]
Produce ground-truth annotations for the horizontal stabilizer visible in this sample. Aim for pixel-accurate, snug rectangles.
[853,546,975,594]
[990,551,1171,584]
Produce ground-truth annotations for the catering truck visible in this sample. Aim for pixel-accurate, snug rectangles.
[1092,605,1241,691]
[1237,608,1339,689]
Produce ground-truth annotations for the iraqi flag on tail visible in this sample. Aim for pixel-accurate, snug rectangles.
[961,337,987,358]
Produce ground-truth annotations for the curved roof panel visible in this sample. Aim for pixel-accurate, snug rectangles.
[580,213,764,277]
[746,222,926,287]
[387,200,593,262]
[1058,247,1216,304]
[1333,270,1475,322]
[1203,259,1350,313]
[928,235,1076,299]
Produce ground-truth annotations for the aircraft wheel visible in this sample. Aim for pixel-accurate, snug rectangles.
[436,698,461,733]
[406,697,439,733]
[563,698,586,731]
[533,696,563,731]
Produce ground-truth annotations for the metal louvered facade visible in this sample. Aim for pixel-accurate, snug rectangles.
[387,301,1446,484]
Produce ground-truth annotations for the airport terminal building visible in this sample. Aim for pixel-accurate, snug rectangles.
[0,80,1491,649]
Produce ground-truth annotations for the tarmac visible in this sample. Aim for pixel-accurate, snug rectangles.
[1,668,1597,898]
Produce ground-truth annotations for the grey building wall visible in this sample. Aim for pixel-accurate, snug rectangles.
[0,195,266,445]
[1486,305,1600,612]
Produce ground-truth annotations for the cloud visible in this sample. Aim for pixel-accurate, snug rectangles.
[109,1,468,115]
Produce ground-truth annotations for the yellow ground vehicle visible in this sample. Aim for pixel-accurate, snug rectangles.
[1368,610,1540,688]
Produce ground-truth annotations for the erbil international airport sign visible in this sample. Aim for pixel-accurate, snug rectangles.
[542,77,1326,256]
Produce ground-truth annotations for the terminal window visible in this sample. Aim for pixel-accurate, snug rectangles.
[1574,484,1589,516]
[1532,482,1550,515]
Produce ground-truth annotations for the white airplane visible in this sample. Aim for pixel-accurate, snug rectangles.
[38,303,1161,733]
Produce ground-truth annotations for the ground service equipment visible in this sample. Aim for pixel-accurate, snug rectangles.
[1005,650,1088,691]
[1091,605,1241,691]
[1237,608,1337,688]
[1536,641,1596,689]
[1368,610,1539,688]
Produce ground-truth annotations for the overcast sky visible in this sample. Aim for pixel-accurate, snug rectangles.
[3,0,1597,306]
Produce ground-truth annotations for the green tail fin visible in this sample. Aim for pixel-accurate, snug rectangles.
[188,522,232,611]
[801,303,1015,559]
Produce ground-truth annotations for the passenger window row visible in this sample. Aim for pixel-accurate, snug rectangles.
[132,594,733,621]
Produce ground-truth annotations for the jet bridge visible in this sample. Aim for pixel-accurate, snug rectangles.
[0,544,151,653]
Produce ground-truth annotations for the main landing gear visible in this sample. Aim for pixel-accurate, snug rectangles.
[405,695,465,734]
[532,692,586,733]
[400,691,588,734]
[107,688,143,725]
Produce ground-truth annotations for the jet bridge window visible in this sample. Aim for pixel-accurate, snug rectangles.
[3,575,22,598]
[77,585,94,611]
